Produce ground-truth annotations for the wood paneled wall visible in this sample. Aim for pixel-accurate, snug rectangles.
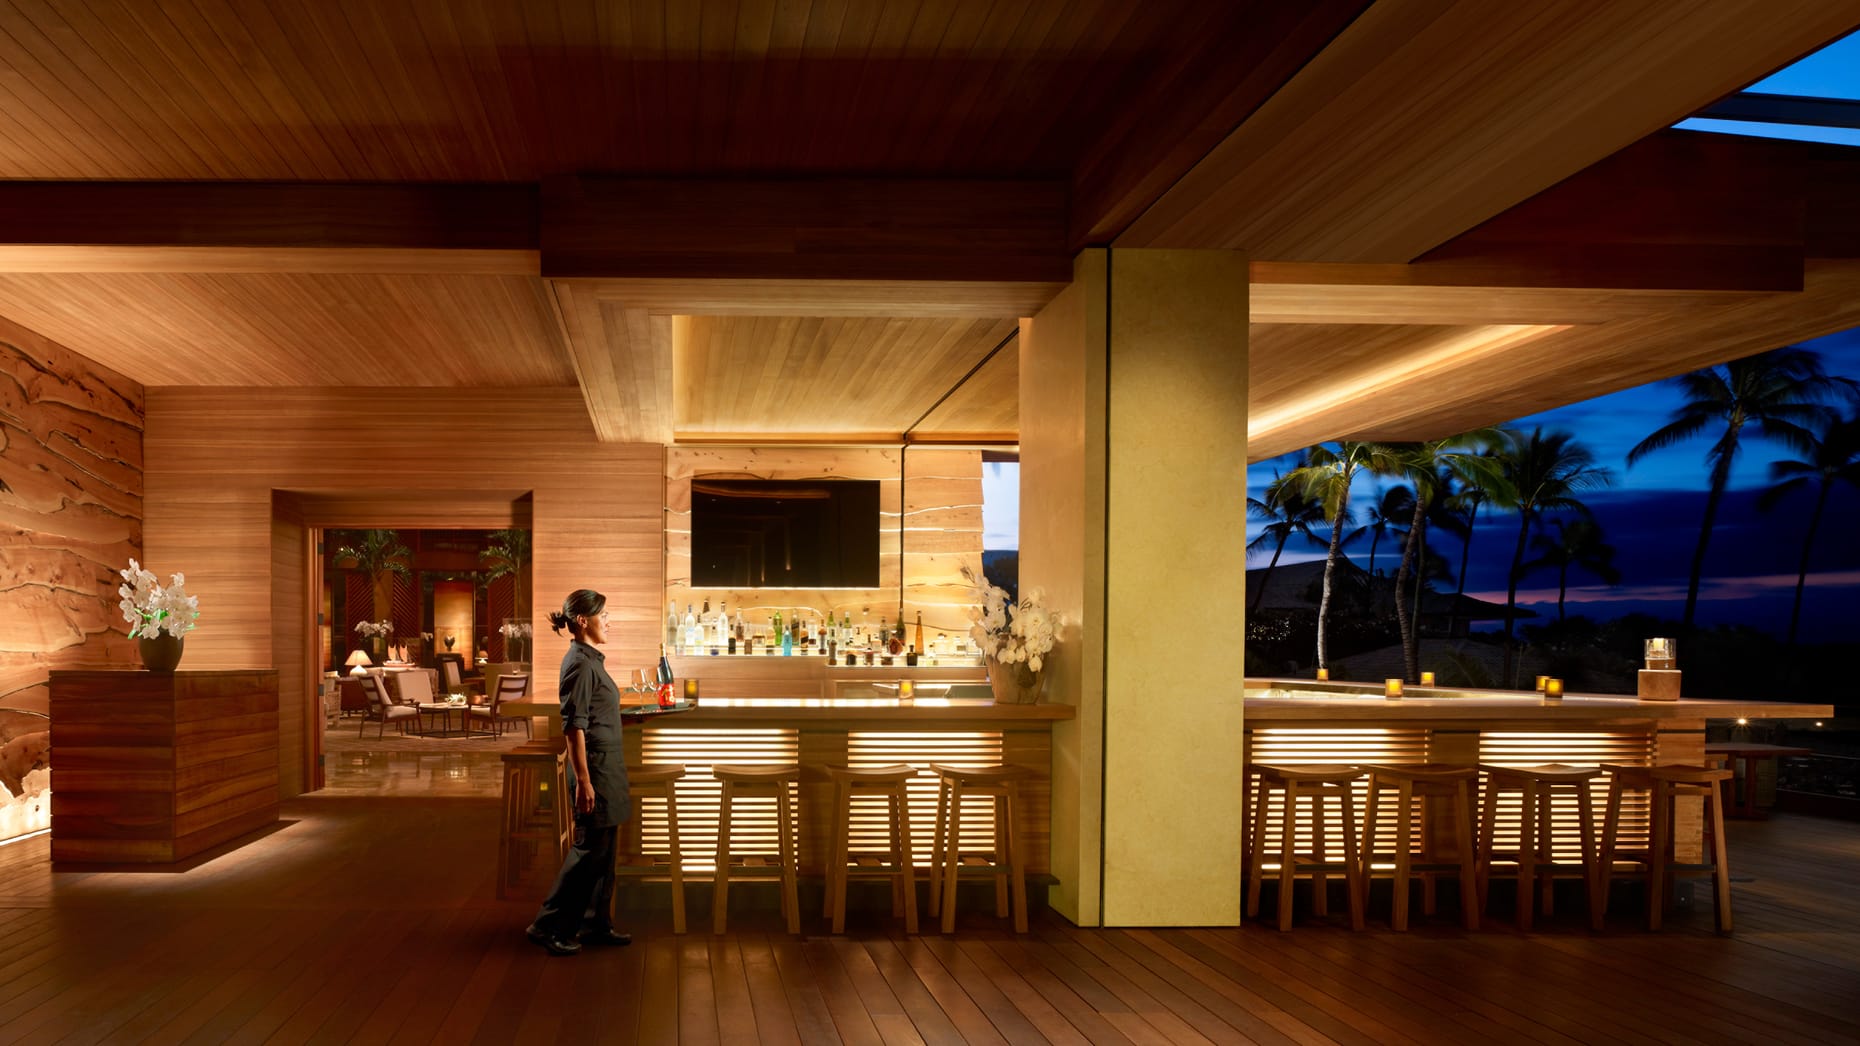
[142,388,663,797]
[665,447,984,649]
[0,316,143,714]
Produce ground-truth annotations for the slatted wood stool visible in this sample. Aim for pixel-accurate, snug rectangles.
[1360,763,1480,931]
[614,764,688,934]
[823,764,920,934]
[927,762,1033,933]
[711,763,802,935]
[1598,763,1735,932]
[497,741,571,899]
[1244,763,1367,931]
[1476,764,1603,931]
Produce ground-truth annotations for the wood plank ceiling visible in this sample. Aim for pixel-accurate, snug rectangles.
[0,0,1855,450]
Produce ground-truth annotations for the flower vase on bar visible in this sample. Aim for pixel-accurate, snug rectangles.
[965,566,1062,705]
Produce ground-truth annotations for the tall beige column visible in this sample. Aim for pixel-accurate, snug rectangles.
[1020,248,1249,926]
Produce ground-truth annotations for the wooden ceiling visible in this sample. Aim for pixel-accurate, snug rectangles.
[0,1,1856,451]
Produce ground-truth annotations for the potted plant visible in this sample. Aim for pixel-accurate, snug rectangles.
[117,558,199,671]
[965,567,1062,704]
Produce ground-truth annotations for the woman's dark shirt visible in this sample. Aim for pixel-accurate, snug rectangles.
[559,639,630,827]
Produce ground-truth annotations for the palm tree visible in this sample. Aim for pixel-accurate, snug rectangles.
[1521,517,1622,623]
[1627,347,1850,629]
[1245,473,1325,613]
[1285,441,1404,672]
[1493,428,1612,686]
[479,527,533,619]
[1391,432,1509,681]
[1359,486,1412,578]
[1443,450,1499,637]
[1758,413,1860,649]
[335,529,412,629]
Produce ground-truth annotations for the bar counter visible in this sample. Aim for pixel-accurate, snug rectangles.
[504,696,1073,879]
[1244,678,1831,864]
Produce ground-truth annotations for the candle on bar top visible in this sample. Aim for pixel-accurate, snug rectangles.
[1544,677,1564,700]
[1419,671,1436,686]
[898,680,914,703]
[1316,668,1329,681]
[1535,675,1549,692]
[682,678,699,705]
[1384,678,1404,699]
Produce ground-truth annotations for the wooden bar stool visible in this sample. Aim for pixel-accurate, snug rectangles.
[823,765,920,934]
[614,764,688,934]
[497,741,571,899]
[1360,764,1480,931]
[1598,763,1735,932]
[1476,764,1603,931]
[1244,763,1366,931]
[927,763,1033,933]
[711,763,801,935]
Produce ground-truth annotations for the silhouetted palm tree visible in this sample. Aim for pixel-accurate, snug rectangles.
[1392,432,1508,681]
[1493,428,1612,686]
[1522,517,1622,623]
[1246,472,1326,613]
[1443,449,1500,636]
[1627,347,1850,629]
[1758,412,1860,649]
[1286,441,1404,671]
[1359,485,1412,578]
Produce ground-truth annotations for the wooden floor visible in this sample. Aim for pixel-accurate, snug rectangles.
[2,791,1857,1045]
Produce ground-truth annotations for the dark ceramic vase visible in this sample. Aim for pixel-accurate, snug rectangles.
[138,633,185,672]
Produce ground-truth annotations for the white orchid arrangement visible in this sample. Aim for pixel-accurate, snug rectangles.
[353,620,394,638]
[498,621,532,639]
[117,559,199,640]
[964,567,1062,673]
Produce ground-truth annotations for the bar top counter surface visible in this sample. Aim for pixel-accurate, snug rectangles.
[505,695,1075,726]
[1245,678,1832,721]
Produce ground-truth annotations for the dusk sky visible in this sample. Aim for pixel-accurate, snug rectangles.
[1245,328,1860,645]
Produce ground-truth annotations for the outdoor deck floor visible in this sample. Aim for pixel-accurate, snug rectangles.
[1,778,1856,1044]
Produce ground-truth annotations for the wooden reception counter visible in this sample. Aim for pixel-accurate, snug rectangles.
[49,669,280,863]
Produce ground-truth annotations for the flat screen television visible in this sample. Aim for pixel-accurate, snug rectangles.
[691,479,881,588]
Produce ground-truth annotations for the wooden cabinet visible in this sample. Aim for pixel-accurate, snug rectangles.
[49,670,279,863]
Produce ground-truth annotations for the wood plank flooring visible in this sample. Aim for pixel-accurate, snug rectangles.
[2,790,1857,1044]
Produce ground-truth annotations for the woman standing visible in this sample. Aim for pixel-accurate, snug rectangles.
[526,589,632,955]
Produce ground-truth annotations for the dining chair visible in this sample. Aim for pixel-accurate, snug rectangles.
[470,672,531,738]
[359,672,420,738]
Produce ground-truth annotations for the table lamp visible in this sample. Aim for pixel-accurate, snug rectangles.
[345,650,372,676]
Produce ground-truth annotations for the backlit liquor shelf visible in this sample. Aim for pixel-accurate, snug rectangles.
[666,653,988,702]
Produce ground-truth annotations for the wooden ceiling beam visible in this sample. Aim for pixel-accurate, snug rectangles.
[0,182,538,247]
[540,177,1072,283]
[1117,0,1860,261]
[565,278,1061,318]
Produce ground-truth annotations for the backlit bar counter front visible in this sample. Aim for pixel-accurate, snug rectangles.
[1244,678,1832,862]
[506,693,1073,879]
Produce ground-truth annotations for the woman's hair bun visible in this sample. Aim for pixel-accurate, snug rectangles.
[547,610,572,634]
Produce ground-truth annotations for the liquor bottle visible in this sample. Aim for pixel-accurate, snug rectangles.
[861,607,871,645]
[665,602,679,653]
[781,619,793,656]
[906,644,918,667]
[733,609,746,643]
[725,606,737,654]
[700,599,712,649]
[887,616,906,656]
[877,614,889,651]
[914,612,924,655]
[771,609,783,648]
[682,604,700,651]
[657,644,674,686]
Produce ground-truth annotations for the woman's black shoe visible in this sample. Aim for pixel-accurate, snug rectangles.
[526,924,582,956]
[580,928,632,947]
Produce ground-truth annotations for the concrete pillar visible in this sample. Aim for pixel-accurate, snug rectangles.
[1020,248,1250,926]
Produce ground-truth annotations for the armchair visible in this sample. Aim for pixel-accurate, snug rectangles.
[358,672,420,738]
[436,654,481,699]
[469,672,531,738]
